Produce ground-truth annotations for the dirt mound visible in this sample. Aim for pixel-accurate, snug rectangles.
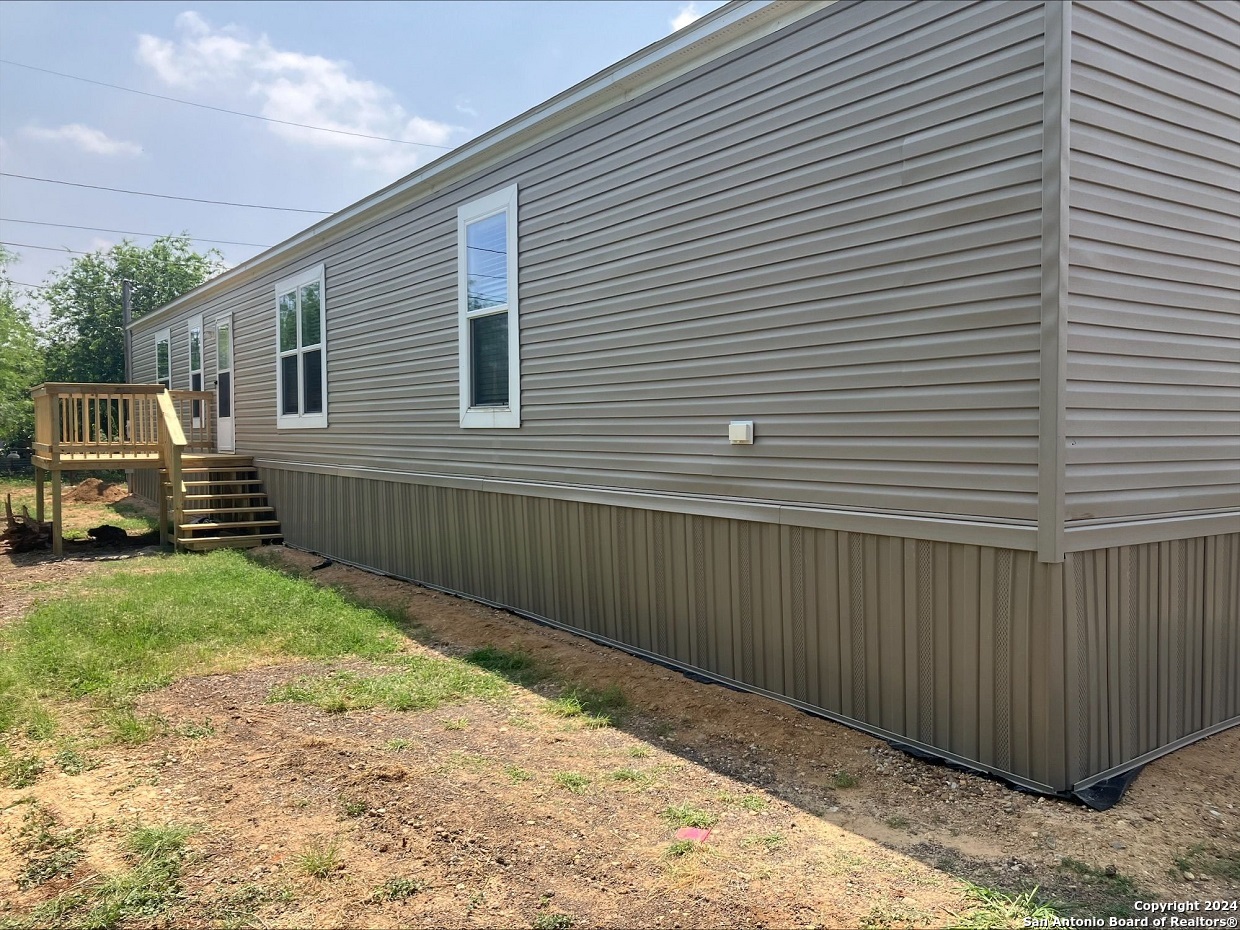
[64,478,129,504]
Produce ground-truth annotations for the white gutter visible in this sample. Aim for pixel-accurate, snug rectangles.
[131,0,834,331]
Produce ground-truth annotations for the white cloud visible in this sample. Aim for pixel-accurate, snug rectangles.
[23,124,142,157]
[671,2,705,32]
[455,99,478,119]
[136,11,458,177]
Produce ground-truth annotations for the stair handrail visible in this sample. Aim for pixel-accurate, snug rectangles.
[155,390,188,550]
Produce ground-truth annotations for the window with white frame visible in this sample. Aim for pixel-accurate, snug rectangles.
[457,184,520,429]
[187,314,203,426]
[155,328,171,390]
[275,264,328,429]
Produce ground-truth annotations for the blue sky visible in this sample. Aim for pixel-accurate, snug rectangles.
[0,0,723,310]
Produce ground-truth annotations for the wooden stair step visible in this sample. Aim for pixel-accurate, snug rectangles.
[179,479,264,487]
[181,506,275,517]
[178,519,282,532]
[178,533,283,551]
[183,492,270,501]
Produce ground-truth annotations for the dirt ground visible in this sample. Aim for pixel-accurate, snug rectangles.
[1,519,1238,927]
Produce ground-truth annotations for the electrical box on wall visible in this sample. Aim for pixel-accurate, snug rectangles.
[729,421,754,444]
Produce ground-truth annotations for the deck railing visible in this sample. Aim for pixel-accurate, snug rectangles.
[168,390,215,454]
[31,383,215,463]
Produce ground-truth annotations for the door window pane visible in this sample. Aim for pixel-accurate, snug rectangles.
[190,329,201,370]
[217,371,232,418]
[217,325,231,371]
[470,313,508,406]
[156,340,169,380]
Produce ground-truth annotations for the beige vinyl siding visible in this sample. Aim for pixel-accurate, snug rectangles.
[134,0,1049,525]
[1065,1,1240,524]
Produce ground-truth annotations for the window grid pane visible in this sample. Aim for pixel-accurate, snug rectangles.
[300,283,321,346]
[302,349,324,414]
[470,313,508,407]
[280,355,299,415]
[278,293,298,352]
[466,212,507,312]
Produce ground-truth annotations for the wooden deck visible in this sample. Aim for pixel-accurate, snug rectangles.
[29,383,280,555]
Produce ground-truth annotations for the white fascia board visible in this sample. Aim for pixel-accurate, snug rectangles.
[131,0,835,334]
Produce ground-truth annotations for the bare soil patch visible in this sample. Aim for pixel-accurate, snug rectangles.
[1,541,1236,929]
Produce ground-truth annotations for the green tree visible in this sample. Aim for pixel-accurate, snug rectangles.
[0,247,44,449]
[42,235,224,384]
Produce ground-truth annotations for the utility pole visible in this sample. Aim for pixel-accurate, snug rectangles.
[122,279,133,383]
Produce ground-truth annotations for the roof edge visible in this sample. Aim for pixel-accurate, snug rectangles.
[132,0,835,331]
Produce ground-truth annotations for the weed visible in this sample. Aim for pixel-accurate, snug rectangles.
[663,840,700,859]
[830,770,858,789]
[464,646,545,685]
[177,719,216,739]
[505,765,534,783]
[1,750,44,788]
[741,832,787,853]
[1173,843,1240,882]
[548,685,627,728]
[661,804,718,829]
[297,837,343,878]
[554,771,591,794]
[208,882,291,928]
[1057,858,1142,919]
[718,791,767,813]
[53,747,95,775]
[627,745,652,758]
[533,912,575,930]
[652,721,675,738]
[610,768,653,787]
[953,881,1057,929]
[104,706,166,744]
[369,876,425,902]
[885,815,911,830]
[340,798,369,818]
[385,738,413,750]
[75,822,193,927]
[268,655,505,714]
[16,804,85,888]
[443,716,470,731]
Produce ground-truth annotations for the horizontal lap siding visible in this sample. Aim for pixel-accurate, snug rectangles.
[262,465,1070,789]
[133,0,1047,524]
[1066,1,1240,523]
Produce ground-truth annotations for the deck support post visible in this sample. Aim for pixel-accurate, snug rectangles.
[159,474,169,550]
[50,468,62,558]
[34,466,45,523]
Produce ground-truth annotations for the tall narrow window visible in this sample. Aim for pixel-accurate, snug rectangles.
[187,315,203,426]
[155,328,172,390]
[457,184,520,429]
[275,264,328,429]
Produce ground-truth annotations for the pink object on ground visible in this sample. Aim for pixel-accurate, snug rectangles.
[675,827,712,842]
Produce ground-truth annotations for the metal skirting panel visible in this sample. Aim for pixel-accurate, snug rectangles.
[1065,533,1240,787]
[262,467,1077,791]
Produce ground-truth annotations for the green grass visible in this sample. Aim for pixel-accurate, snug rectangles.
[15,804,86,889]
[267,655,506,713]
[741,832,786,853]
[547,685,627,728]
[532,912,575,930]
[53,747,96,775]
[368,876,425,902]
[663,840,701,859]
[1056,857,1143,920]
[954,882,1057,929]
[718,791,767,813]
[661,804,717,829]
[505,765,534,783]
[1173,842,1240,882]
[884,815,911,830]
[340,797,369,818]
[610,767,654,787]
[443,716,470,730]
[0,749,45,787]
[463,645,546,685]
[554,771,591,794]
[296,837,343,879]
[0,549,410,738]
[385,738,414,751]
[830,770,858,789]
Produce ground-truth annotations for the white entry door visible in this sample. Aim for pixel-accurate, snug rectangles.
[216,314,235,452]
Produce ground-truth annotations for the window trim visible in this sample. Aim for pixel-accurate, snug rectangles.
[457,184,520,429]
[274,263,328,430]
[155,327,172,390]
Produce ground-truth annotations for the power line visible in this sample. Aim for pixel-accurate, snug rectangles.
[1,240,90,255]
[0,173,332,214]
[0,58,455,150]
[9,281,51,291]
[0,217,269,248]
